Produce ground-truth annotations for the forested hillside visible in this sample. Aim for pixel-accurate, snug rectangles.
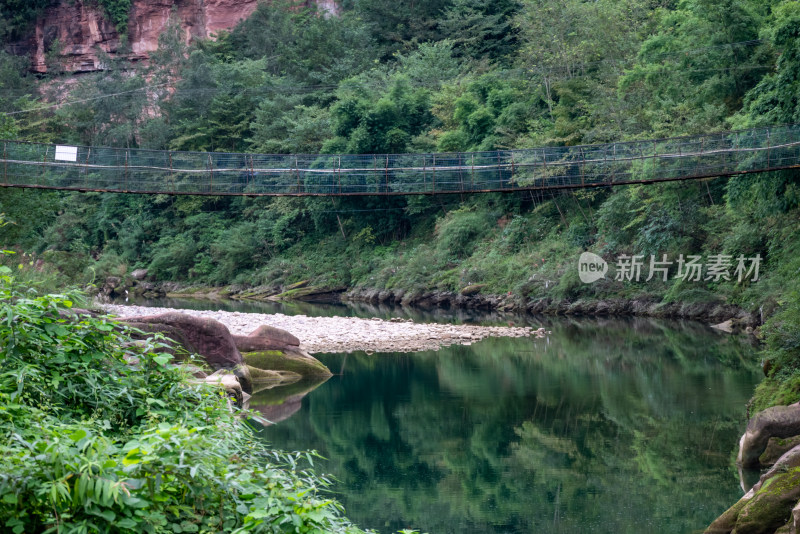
[1,0,800,404]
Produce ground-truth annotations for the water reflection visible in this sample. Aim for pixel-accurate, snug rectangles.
[259,318,760,534]
[248,376,330,426]
[117,294,545,325]
[118,297,761,532]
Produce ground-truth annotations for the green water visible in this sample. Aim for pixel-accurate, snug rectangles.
[257,317,760,534]
[124,297,761,532]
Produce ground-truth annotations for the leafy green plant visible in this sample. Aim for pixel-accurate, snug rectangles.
[0,269,364,533]
[97,0,132,34]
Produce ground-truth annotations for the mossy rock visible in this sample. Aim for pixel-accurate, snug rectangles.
[244,349,332,378]
[734,467,800,534]
[235,286,280,300]
[761,435,800,467]
[271,287,318,299]
[286,280,310,290]
[460,284,486,296]
[270,285,344,301]
[705,494,748,533]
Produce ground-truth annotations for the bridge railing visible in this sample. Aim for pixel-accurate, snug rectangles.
[1,124,799,196]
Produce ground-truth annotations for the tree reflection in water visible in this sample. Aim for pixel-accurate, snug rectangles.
[259,317,761,534]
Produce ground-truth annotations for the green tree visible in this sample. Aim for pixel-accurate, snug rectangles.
[433,74,533,151]
[734,1,800,127]
[341,0,453,59]
[167,54,267,152]
[326,76,432,154]
[438,0,521,63]
[53,50,148,146]
[0,0,51,40]
[620,0,771,135]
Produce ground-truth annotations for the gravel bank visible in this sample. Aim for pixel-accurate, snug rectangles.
[101,304,540,354]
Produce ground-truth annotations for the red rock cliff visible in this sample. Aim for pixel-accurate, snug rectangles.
[20,0,339,73]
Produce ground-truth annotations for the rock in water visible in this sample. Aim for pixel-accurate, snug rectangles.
[203,370,244,407]
[121,312,251,391]
[244,349,332,378]
[708,404,800,534]
[233,325,300,352]
[707,446,800,534]
[760,436,800,468]
[130,269,149,280]
[738,403,800,468]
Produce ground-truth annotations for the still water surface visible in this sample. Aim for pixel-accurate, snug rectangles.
[127,297,761,533]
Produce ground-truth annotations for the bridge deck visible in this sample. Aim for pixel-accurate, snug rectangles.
[1,125,798,196]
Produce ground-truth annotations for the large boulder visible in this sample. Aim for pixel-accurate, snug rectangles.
[120,312,251,392]
[130,269,149,281]
[460,284,486,296]
[732,468,800,534]
[761,436,800,467]
[739,403,800,468]
[233,325,300,352]
[234,324,331,379]
[243,349,332,378]
[202,370,244,407]
[707,446,800,533]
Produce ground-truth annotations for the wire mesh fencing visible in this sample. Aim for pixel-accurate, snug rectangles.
[1,124,799,196]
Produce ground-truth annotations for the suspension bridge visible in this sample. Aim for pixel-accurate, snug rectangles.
[0,124,798,197]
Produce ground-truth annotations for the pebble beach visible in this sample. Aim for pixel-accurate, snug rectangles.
[101,304,542,354]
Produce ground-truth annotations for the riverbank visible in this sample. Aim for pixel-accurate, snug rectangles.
[137,281,760,333]
[342,287,760,329]
[101,303,541,354]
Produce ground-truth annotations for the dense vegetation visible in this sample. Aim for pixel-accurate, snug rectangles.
[0,254,365,533]
[0,0,799,408]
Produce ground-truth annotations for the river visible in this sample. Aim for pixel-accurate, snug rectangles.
[123,296,761,533]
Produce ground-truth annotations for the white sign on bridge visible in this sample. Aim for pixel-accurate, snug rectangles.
[54,145,78,162]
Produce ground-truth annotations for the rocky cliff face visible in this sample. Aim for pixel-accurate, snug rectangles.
[18,0,339,73]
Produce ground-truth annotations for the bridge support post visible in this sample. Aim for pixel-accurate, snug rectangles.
[650,140,656,184]
[422,155,427,193]
[168,152,174,192]
[460,153,465,193]
[431,154,436,194]
[124,150,129,192]
[371,155,377,195]
[471,154,475,190]
[84,148,90,189]
[384,155,389,195]
[767,128,771,169]
[207,154,213,194]
[542,148,548,188]
[248,155,254,193]
[295,156,301,194]
[496,151,503,189]
[41,146,48,186]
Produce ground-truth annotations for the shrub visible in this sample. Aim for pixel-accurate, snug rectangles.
[0,266,363,534]
[434,208,492,259]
